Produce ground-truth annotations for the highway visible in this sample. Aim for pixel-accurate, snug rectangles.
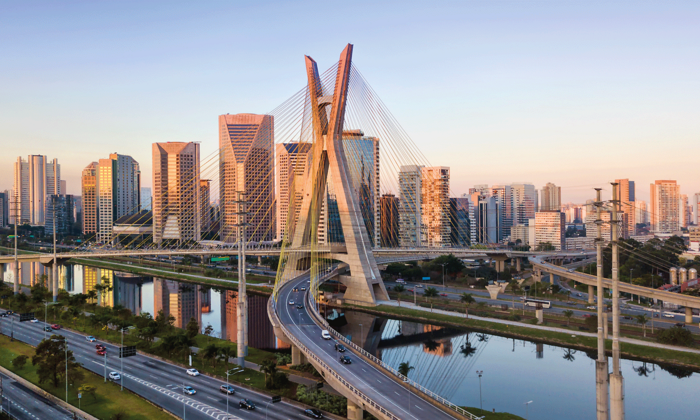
[0,370,73,420]
[276,275,462,420]
[0,315,317,420]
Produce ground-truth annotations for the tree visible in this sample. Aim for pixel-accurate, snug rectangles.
[201,343,220,368]
[584,315,598,331]
[424,287,439,298]
[218,346,235,370]
[185,317,199,340]
[563,310,574,326]
[86,290,97,305]
[32,336,82,388]
[204,324,214,342]
[398,362,414,377]
[260,359,288,389]
[635,314,649,337]
[12,354,28,370]
[460,293,475,305]
[78,384,97,400]
[393,284,405,293]
[562,349,576,362]
[155,310,175,333]
[536,242,555,252]
[656,325,694,347]
[460,341,477,358]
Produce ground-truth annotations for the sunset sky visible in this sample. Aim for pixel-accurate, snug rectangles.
[1,0,698,203]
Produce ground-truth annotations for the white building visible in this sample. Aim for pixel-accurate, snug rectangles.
[534,211,566,251]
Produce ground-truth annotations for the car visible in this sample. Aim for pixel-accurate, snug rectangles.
[440,293,448,297]
[30,318,38,323]
[623,316,632,320]
[96,344,106,350]
[653,313,659,318]
[675,322,686,328]
[220,384,235,395]
[663,313,675,318]
[183,386,196,395]
[289,300,295,305]
[586,306,596,310]
[577,293,583,297]
[304,408,324,418]
[6,311,13,315]
[0,313,8,318]
[339,355,352,364]
[582,314,592,319]
[335,343,346,352]
[97,349,106,356]
[301,287,307,291]
[86,336,96,342]
[44,326,52,332]
[416,284,423,288]
[296,304,304,309]
[186,368,200,376]
[51,324,61,330]
[407,289,414,292]
[108,372,121,381]
[321,330,331,340]
[293,288,299,292]
[239,399,256,410]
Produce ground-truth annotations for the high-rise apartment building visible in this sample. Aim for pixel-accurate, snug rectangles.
[219,114,274,243]
[449,197,470,247]
[540,182,561,212]
[152,142,201,245]
[421,167,451,247]
[680,194,691,228]
[614,179,636,236]
[45,195,75,236]
[0,191,8,227]
[477,196,500,244]
[81,163,98,235]
[399,165,423,247]
[199,180,212,234]
[636,200,648,225]
[140,187,152,211]
[380,194,399,248]
[511,183,537,227]
[650,180,680,233]
[154,278,200,329]
[276,142,312,241]
[534,211,566,251]
[342,130,380,247]
[12,155,61,225]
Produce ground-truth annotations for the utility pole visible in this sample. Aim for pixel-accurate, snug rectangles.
[610,182,625,420]
[13,191,19,295]
[53,196,58,302]
[594,188,609,420]
[234,191,249,368]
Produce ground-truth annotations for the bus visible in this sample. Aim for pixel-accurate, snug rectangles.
[524,298,551,309]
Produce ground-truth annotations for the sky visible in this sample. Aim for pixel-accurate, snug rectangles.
[1,0,698,204]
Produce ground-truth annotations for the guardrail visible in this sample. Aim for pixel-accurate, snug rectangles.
[269,298,402,420]
[304,291,478,420]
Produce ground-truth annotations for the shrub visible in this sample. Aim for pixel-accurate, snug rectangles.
[656,326,695,347]
[507,314,521,321]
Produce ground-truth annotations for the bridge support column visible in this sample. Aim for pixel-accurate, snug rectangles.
[595,360,609,420]
[46,264,53,293]
[588,285,595,304]
[603,313,609,339]
[485,285,501,300]
[533,268,542,283]
[536,308,544,324]
[686,307,693,324]
[493,256,507,273]
[291,345,306,365]
[13,262,19,294]
[516,257,521,272]
[347,399,363,420]
[610,373,625,420]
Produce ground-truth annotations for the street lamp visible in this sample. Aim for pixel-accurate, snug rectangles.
[476,370,483,410]
[225,367,242,418]
[440,263,447,290]
[403,378,412,415]
[524,400,533,420]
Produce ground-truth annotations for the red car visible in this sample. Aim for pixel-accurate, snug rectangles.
[440,293,448,297]
[96,349,106,356]
[96,344,106,350]
[51,324,61,330]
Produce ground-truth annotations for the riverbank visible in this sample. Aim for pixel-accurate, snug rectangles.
[341,300,700,370]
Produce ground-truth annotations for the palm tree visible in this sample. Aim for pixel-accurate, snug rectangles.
[636,314,649,337]
[201,343,220,368]
[87,290,97,305]
[563,348,576,362]
[460,292,475,318]
[393,284,405,293]
[218,346,235,371]
[460,340,477,358]
[398,362,414,377]
[423,339,439,352]
[424,287,439,298]
[563,310,574,326]
[634,362,652,377]
[476,333,489,342]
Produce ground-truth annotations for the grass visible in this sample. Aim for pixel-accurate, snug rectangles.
[0,335,174,420]
[463,406,525,420]
[347,303,700,369]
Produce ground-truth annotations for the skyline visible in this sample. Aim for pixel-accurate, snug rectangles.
[1,1,699,203]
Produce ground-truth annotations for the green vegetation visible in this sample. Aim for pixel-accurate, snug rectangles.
[398,362,414,377]
[0,335,173,420]
[657,326,695,347]
[296,384,348,417]
[462,406,526,420]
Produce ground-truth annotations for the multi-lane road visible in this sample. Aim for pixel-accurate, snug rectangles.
[0,314,318,420]
[276,275,463,420]
[0,369,74,420]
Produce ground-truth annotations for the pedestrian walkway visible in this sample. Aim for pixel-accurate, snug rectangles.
[376,300,700,355]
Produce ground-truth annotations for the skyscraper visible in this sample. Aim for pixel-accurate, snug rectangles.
[399,165,423,247]
[81,162,98,235]
[12,155,61,225]
[219,114,274,243]
[614,179,636,236]
[0,191,8,227]
[511,183,537,227]
[152,142,201,245]
[154,278,200,329]
[534,211,566,251]
[680,194,691,228]
[275,142,312,242]
[380,194,399,248]
[650,180,680,233]
[95,154,141,243]
[342,130,380,247]
[490,185,511,240]
[140,187,152,211]
[478,196,500,244]
[540,182,561,211]
[199,180,212,234]
[45,195,75,236]
[421,167,450,247]
[449,197,470,247]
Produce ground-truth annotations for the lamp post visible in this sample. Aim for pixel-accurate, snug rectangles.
[476,370,483,410]
[440,263,447,290]
[120,327,124,391]
[181,383,186,420]
[65,337,68,402]
[225,368,241,418]
[524,400,533,419]
[403,378,411,415]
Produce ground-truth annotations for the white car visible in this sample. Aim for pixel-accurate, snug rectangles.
[586,306,596,310]
[301,287,307,291]
[30,319,39,323]
[86,336,96,342]
[663,313,675,318]
[416,284,423,288]
[186,368,200,376]
[321,330,331,340]
[288,300,295,305]
[183,386,196,395]
[108,372,121,381]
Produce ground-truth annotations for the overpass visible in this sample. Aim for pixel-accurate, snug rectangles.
[530,256,700,323]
